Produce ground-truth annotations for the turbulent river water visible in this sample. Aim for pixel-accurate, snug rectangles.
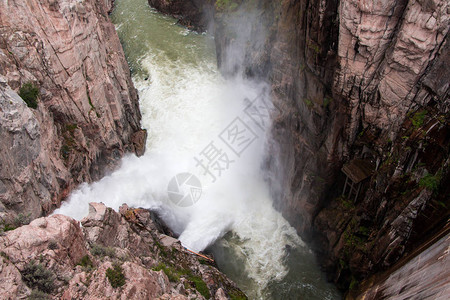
[55,0,341,298]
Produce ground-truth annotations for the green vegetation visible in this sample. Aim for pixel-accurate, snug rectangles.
[152,262,211,298]
[1,251,10,261]
[323,97,332,108]
[47,241,58,250]
[215,0,239,11]
[106,264,126,288]
[87,94,95,110]
[306,38,321,54]
[60,123,79,160]
[19,82,39,109]
[410,110,428,128]
[152,262,185,282]
[342,218,370,250]
[198,258,212,265]
[21,260,55,293]
[358,226,370,237]
[349,276,358,290]
[65,124,78,132]
[343,230,365,248]
[90,243,116,258]
[77,255,94,270]
[303,98,314,109]
[187,275,210,299]
[1,213,31,232]
[28,289,50,300]
[154,240,169,258]
[229,289,247,300]
[2,224,16,232]
[86,90,100,118]
[419,172,441,192]
[340,196,355,210]
[339,258,347,270]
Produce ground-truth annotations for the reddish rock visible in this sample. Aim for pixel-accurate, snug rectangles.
[0,0,144,222]
[0,203,246,299]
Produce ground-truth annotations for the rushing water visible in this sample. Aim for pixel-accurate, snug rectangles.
[54,0,341,298]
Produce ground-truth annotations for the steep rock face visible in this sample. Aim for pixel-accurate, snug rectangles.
[148,0,213,31]
[148,0,450,290]
[0,0,145,222]
[207,0,450,289]
[0,203,246,299]
[350,229,450,299]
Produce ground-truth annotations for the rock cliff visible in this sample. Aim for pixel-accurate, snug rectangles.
[148,0,213,31]
[148,0,450,291]
[0,203,245,299]
[0,0,146,223]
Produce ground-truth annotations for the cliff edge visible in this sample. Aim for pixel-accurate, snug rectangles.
[147,0,450,292]
[0,203,246,299]
[0,0,146,223]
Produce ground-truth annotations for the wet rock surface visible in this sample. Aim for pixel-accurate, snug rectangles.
[0,203,246,299]
[0,0,144,223]
[148,0,214,32]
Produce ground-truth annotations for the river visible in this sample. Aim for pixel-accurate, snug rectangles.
[55,0,341,298]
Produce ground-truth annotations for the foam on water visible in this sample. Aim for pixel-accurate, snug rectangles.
[54,38,301,292]
[54,1,340,298]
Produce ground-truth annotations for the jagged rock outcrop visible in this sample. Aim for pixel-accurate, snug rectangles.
[0,203,246,299]
[148,0,449,291]
[0,0,146,223]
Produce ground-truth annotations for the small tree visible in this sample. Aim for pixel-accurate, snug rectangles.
[21,260,55,293]
[19,82,39,109]
[106,264,126,288]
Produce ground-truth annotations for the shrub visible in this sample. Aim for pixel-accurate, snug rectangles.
[21,261,55,293]
[28,289,50,300]
[410,110,428,128]
[47,241,58,250]
[77,255,94,269]
[2,213,32,232]
[2,223,16,231]
[152,262,180,282]
[14,213,31,227]
[0,251,9,261]
[106,264,125,288]
[90,243,115,258]
[19,82,39,109]
[188,275,210,299]
[419,172,440,191]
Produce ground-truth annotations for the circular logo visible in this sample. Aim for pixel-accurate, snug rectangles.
[167,173,202,207]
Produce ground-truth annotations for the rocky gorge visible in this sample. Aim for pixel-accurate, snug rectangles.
[0,202,244,299]
[0,0,448,298]
[147,0,450,296]
[0,0,146,224]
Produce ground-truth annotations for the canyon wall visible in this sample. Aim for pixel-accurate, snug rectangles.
[148,0,450,291]
[0,0,146,223]
[148,0,213,31]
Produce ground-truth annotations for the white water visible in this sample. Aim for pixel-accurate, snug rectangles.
[54,10,302,297]
[54,2,340,298]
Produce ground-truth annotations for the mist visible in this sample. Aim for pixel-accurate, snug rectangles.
[53,1,304,297]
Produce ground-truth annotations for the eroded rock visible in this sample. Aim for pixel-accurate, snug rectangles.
[0,203,246,299]
[0,0,144,222]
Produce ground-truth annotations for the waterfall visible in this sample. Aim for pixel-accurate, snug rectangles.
[54,1,340,298]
